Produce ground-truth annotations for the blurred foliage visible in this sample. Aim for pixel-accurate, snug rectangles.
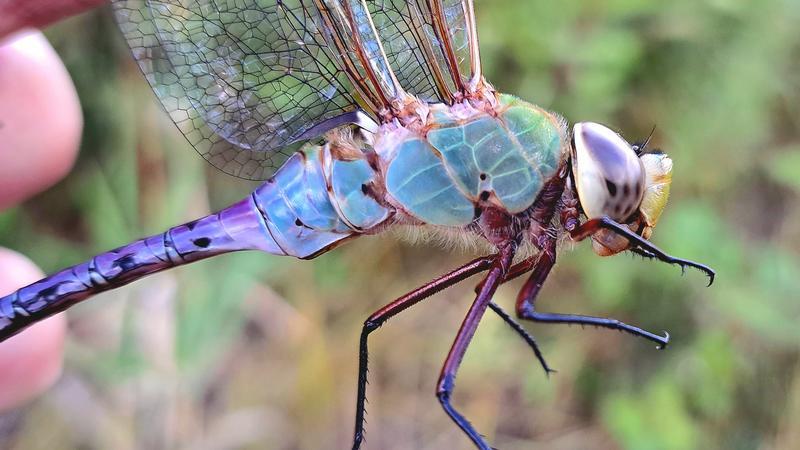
[1,0,800,449]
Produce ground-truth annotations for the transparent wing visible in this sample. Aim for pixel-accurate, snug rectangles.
[439,0,480,86]
[314,0,409,107]
[112,0,365,180]
[366,0,481,103]
[366,0,442,102]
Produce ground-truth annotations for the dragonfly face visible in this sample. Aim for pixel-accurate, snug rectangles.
[570,122,673,256]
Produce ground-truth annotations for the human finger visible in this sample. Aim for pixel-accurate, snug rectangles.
[0,0,106,39]
[0,30,82,209]
[0,248,66,412]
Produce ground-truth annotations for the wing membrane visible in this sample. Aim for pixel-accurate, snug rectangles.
[366,0,482,103]
[113,0,367,179]
[112,0,484,179]
[365,1,444,102]
[315,0,409,107]
[442,0,477,85]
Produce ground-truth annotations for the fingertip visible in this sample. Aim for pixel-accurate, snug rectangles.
[0,248,66,411]
[0,0,108,40]
[0,30,81,209]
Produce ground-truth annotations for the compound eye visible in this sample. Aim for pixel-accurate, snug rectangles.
[571,122,646,221]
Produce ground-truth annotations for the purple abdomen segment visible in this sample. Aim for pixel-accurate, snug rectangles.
[0,198,273,339]
[0,145,392,341]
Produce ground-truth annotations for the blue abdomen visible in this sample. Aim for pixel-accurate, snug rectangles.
[252,145,391,258]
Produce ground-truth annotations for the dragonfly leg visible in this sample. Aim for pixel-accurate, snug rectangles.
[629,247,658,260]
[352,255,496,450]
[568,216,715,286]
[516,236,671,349]
[472,255,537,294]
[436,245,516,450]
[470,256,554,375]
[487,301,554,376]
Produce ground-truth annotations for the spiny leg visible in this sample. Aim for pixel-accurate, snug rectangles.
[516,236,670,349]
[351,255,494,450]
[351,254,552,449]
[488,301,554,375]
[568,216,715,286]
[473,256,555,375]
[475,256,539,294]
[436,245,516,450]
[351,255,548,449]
[629,247,705,281]
[629,247,658,260]
[353,253,555,450]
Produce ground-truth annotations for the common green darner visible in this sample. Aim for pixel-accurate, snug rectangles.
[0,1,714,448]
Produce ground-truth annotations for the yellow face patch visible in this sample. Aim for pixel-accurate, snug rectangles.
[639,153,673,239]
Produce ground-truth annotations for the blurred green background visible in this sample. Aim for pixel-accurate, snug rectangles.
[2,0,800,449]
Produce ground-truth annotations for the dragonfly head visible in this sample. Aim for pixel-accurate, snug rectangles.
[570,122,673,256]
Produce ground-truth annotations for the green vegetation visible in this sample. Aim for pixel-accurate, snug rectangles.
[2,1,799,448]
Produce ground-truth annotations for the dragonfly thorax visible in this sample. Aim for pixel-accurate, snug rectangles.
[373,94,568,234]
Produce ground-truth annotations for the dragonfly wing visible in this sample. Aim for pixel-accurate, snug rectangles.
[438,0,481,88]
[367,0,482,103]
[112,0,364,180]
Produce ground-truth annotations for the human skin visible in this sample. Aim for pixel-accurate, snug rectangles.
[0,0,105,411]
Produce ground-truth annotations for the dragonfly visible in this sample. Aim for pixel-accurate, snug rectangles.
[0,1,715,448]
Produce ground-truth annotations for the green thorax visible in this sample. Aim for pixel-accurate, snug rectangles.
[378,94,566,227]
